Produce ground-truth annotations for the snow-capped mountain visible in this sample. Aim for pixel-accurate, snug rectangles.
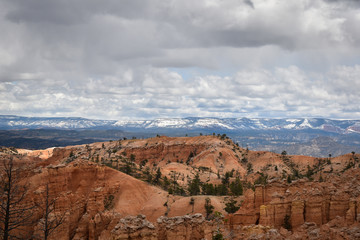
[0,115,116,129]
[115,117,360,133]
[1,115,360,134]
[2,115,360,157]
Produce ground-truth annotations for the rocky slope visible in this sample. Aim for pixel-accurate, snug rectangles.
[1,135,360,239]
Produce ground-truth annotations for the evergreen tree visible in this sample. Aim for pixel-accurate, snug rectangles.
[246,163,253,174]
[216,184,228,196]
[120,160,132,175]
[202,183,215,195]
[229,177,243,196]
[163,176,170,190]
[254,173,268,185]
[221,172,231,186]
[188,174,201,195]
[306,165,314,180]
[204,197,214,220]
[224,197,240,214]
[154,168,161,184]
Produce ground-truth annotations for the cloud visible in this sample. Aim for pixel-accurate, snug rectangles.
[0,0,359,119]
[1,65,360,119]
[244,0,255,9]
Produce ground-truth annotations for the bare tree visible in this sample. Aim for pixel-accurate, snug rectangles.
[0,156,34,240]
[36,183,66,240]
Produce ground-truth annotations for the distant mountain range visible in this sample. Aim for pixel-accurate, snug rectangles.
[1,115,360,157]
[1,115,360,133]
[0,115,115,129]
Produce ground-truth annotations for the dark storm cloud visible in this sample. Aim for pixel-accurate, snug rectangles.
[324,0,360,5]
[5,0,158,24]
[4,0,354,51]
[3,0,358,61]
[244,0,255,9]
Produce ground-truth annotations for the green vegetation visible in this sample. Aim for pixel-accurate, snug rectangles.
[66,151,76,163]
[188,174,201,195]
[247,163,253,174]
[212,211,224,240]
[104,194,115,210]
[306,165,314,180]
[204,197,214,220]
[189,197,195,213]
[229,177,243,196]
[254,173,267,185]
[224,197,241,214]
[81,134,360,201]
[343,161,355,172]
[154,168,162,184]
[212,233,224,240]
[219,134,227,140]
[287,175,292,184]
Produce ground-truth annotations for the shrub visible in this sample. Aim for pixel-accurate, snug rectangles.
[104,194,115,210]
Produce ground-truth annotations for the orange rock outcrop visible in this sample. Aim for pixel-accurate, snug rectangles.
[1,135,360,239]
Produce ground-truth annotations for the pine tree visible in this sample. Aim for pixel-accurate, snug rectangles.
[229,177,243,196]
[154,168,162,184]
[224,197,240,214]
[204,197,214,220]
[188,174,201,195]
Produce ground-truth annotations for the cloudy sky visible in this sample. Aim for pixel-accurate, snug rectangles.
[0,0,360,120]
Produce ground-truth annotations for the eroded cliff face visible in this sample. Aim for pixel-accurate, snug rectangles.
[1,136,360,239]
[232,169,360,232]
[27,160,224,239]
[106,214,360,240]
[1,147,227,239]
[107,214,216,240]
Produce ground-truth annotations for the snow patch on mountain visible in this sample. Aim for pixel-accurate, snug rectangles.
[284,123,296,129]
[146,119,191,128]
[1,115,360,134]
[192,118,235,129]
[299,119,312,129]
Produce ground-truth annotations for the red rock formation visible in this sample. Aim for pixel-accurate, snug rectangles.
[1,136,360,239]
[232,171,360,233]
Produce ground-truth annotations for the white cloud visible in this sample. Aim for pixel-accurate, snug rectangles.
[0,0,359,119]
[1,65,360,119]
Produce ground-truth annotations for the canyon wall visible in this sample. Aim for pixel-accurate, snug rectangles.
[232,176,360,230]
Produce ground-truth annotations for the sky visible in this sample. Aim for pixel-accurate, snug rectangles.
[0,0,360,120]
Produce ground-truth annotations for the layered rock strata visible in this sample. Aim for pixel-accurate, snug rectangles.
[232,172,360,230]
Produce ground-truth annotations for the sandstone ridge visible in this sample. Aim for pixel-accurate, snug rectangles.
[1,135,360,239]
